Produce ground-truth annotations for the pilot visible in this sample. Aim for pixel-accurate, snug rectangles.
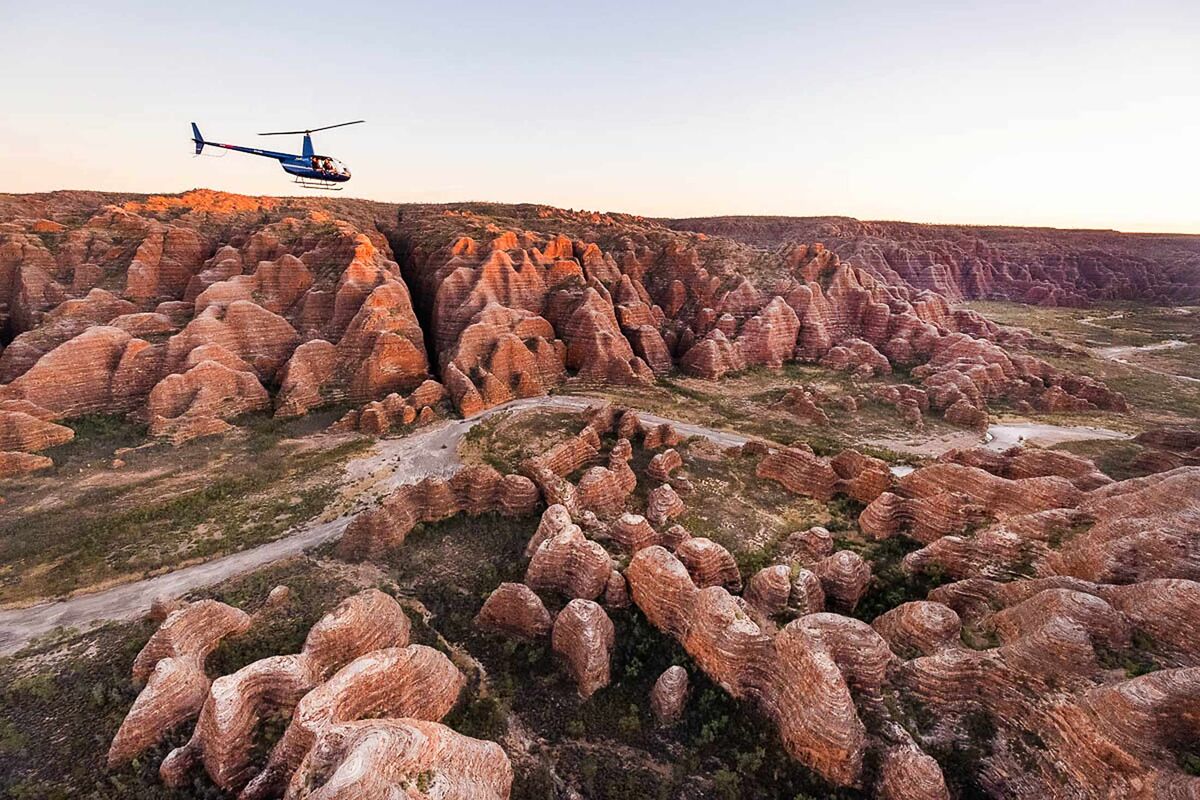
[323,158,333,172]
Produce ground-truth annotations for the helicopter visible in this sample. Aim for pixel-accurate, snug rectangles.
[190,120,364,189]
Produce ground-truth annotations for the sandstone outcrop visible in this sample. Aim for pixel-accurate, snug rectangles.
[552,599,615,698]
[524,503,574,558]
[475,582,554,639]
[669,215,1200,305]
[0,450,54,478]
[788,567,827,615]
[147,358,270,443]
[575,439,637,515]
[525,526,613,600]
[675,536,742,592]
[285,719,513,800]
[1049,466,1200,583]
[755,443,836,499]
[647,447,685,485]
[1099,579,1200,667]
[858,490,989,544]
[337,466,539,560]
[10,192,1196,800]
[681,329,745,379]
[108,599,252,767]
[813,551,872,613]
[642,422,685,451]
[0,326,160,416]
[780,384,832,425]
[645,483,686,527]
[783,525,835,564]
[736,296,800,369]
[107,581,512,798]
[0,405,71,474]
[871,601,962,658]
[1,200,437,441]
[650,665,689,724]
[273,339,339,418]
[626,546,877,786]
[820,338,891,378]
[891,466,1200,585]
[160,590,410,791]
[604,569,630,608]
[876,745,951,800]
[758,445,894,504]
[830,449,895,503]
[609,512,661,553]
[0,406,73,452]
[241,644,464,800]
[940,445,1112,491]
[328,379,448,435]
[744,564,793,617]
[789,613,894,694]
[1,194,1136,456]
[523,423,602,477]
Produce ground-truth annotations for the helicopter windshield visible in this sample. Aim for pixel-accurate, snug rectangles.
[310,156,349,176]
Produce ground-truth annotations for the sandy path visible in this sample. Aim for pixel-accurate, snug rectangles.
[1090,339,1199,385]
[0,395,752,654]
[983,422,1128,451]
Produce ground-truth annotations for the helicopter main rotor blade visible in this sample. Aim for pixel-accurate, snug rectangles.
[306,119,365,133]
[258,120,365,136]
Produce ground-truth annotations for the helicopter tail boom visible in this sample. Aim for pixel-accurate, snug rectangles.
[191,122,204,155]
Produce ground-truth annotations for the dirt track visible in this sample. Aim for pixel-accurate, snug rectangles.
[0,395,753,654]
[0,392,1125,654]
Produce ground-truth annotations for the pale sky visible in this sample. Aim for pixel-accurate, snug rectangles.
[3,0,1198,232]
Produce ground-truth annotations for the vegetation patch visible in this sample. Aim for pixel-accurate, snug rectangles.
[370,509,867,799]
[0,429,369,604]
[458,409,584,474]
[834,535,949,623]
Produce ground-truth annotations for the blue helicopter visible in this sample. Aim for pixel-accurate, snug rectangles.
[190,120,364,189]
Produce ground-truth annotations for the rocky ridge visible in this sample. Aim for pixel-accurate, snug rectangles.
[0,190,1138,473]
[667,215,1200,305]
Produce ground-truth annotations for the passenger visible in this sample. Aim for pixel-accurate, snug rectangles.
[311,156,319,170]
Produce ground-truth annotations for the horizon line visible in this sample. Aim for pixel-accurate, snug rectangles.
[5,186,1200,238]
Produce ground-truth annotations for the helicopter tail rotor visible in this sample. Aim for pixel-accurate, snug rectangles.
[190,122,205,155]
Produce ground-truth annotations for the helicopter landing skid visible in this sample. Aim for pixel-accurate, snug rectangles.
[292,176,343,190]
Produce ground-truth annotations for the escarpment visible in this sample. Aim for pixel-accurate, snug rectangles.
[667,215,1200,305]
